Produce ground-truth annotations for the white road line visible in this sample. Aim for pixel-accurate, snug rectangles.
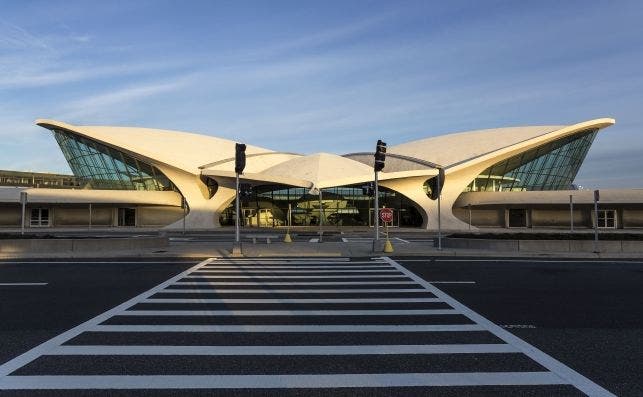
[204,262,387,267]
[428,281,476,284]
[200,266,391,270]
[394,237,410,243]
[89,324,485,333]
[0,372,566,389]
[396,259,643,263]
[213,258,349,262]
[172,281,417,286]
[119,309,458,316]
[48,344,518,356]
[309,238,319,242]
[194,268,396,273]
[183,275,406,279]
[0,283,47,286]
[342,238,349,242]
[159,288,429,293]
[0,259,211,378]
[0,261,199,264]
[142,298,442,303]
[382,256,616,397]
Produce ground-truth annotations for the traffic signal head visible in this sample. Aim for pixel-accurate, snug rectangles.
[235,143,247,174]
[374,139,387,172]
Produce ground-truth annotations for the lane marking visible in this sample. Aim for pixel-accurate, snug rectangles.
[142,298,442,303]
[183,275,407,279]
[309,238,319,242]
[48,344,518,356]
[213,258,349,262]
[396,259,643,264]
[394,237,410,244]
[0,283,47,286]
[0,372,566,389]
[428,281,476,284]
[119,309,459,316]
[203,262,387,266]
[158,288,429,293]
[382,256,616,397]
[172,281,417,286]
[0,261,201,264]
[194,268,395,273]
[0,259,211,377]
[89,324,485,333]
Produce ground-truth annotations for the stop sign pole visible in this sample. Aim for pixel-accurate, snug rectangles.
[380,208,394,253]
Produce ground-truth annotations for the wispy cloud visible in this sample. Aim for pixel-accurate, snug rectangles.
[56,76,195,121]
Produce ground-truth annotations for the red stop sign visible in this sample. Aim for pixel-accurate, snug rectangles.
[380,208,393,223]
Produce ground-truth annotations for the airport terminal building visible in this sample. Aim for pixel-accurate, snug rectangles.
[1,117,643,231]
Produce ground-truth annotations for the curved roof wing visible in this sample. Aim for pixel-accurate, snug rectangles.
[36,119,273,174]
[389,118,615,169]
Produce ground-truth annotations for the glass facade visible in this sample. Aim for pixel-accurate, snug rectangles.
[220,184,423,227]
[52,129,175,191]
[466,129,598,192]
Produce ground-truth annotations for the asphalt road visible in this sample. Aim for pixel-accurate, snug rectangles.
[0,256,640,396]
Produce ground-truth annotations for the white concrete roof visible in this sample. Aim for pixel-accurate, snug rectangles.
[36,118,613,190]
[36,119,273,174]
[390,118,615,168]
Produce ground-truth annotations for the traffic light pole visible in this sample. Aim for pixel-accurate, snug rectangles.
[235,172,240,244]
[374,169,379,244]
[437,169,442,251]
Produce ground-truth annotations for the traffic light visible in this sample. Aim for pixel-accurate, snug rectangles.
[235,143,246,174]
[427,168,445,200]
[374,139,386,172]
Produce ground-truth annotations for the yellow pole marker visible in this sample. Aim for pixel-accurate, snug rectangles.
[383,220,394,253]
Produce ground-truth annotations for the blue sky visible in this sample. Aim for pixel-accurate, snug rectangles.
[1,0,642,187]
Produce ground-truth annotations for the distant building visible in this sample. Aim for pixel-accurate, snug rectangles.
[1,117,642,230]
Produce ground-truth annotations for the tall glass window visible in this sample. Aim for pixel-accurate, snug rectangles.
[466,129,598,192]
[52,129,175,191]
[220,184,423,228]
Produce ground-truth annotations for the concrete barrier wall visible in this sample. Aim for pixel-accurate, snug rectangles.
[441,237,643,253]
[0,236,168,253]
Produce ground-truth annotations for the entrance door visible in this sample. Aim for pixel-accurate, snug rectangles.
[118,208,136,226]
[508,209,527,228]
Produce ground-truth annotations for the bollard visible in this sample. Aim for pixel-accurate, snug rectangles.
[383,238,394,253]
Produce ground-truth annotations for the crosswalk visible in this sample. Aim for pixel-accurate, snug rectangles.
[0,257,613,396]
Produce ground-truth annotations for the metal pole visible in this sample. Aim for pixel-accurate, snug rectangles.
[89,203,92,229]
[437,170,442,251]
[468,203,472,230]
[182,196,186,235]
[288,203,292,228]
[20,192,27,235]
[569,195,574,232]
[318,189,323,243]
[593,194,599,252]
[374,170,379,241]
[235,173,240,243]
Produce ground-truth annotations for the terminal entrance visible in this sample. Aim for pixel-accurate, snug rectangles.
[220,184,423,228]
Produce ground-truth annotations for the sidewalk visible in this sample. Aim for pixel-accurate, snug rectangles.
[3,240,643,259]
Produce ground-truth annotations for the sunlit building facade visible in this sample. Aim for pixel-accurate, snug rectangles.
[3,117,642,231]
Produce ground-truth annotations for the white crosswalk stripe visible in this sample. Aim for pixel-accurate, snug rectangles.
[0,257,615,396]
